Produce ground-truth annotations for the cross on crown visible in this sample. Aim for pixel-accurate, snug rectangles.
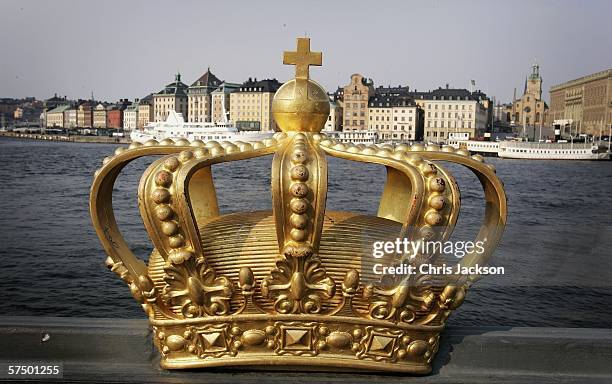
[283,38,322,80]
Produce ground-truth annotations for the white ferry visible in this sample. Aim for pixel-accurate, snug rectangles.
[448,139,610,160]
[498,141,609,160]
[130,111,273,143]
[325,130,379,145]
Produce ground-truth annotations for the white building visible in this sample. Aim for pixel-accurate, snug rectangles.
[63,108,77,129]
[123,102,138,131]
[368,95,421,141]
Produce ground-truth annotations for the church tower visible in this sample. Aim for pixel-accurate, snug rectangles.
[526,63,542,100]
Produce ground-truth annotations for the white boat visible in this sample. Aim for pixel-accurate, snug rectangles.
[447,139,500,155]
[130,110,273,143]
[326,130,379,145]
[448,138,610,160]
[498,141,609,160]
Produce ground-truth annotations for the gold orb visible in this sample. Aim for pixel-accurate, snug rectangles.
[272,78,330,133]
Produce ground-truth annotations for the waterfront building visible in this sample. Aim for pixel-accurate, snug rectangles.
[45,105,70,128]
[153,73,188,122]
[77,103,93,128]
[367,94,422,141]
[548,68,612,136]
[123,101,138,131]
[93,103,107,128]
[229,78,282,132]
[342,74,375,132]
[43,94,68,111]
[106,105,125,129]
[14,107,23,119]
[324,99,342,132]
[211,82,241,123]
[137,94,154,129]
[63,108,78,129]
[510,64,548,130]
[43,94,69,129]
[412,87,489,141]
[187,68,222,123]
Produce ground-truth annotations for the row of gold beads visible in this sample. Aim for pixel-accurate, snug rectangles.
[284,133,314,258]
[150,151,192,265]
[96,136,284,177]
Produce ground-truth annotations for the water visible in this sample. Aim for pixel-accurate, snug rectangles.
[0,137,611,327]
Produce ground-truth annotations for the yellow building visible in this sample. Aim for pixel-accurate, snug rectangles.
[229,78,281,132]
[153,73,188,122]
[342,74,374,132]
[93,103,107,128]
[548,68,611,136]
[187,68,222,123]
[77,104,92,128]
[412,88,489,141]
[137,94,153,129]
[46,105,69,128]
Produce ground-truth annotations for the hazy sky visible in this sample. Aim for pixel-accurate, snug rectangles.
[1,0,610,103]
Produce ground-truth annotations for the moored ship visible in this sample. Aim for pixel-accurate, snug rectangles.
[130,110,273,143]
[497,141,609,160]
[448,139,610,160]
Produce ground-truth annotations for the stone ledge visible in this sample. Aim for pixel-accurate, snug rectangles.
[0,316,610,383]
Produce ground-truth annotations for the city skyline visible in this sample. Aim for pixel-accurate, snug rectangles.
[1,0,611,103]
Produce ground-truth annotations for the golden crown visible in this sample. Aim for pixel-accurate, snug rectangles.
[90,38,506,374]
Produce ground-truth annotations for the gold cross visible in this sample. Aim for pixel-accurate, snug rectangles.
[283,38,322,80]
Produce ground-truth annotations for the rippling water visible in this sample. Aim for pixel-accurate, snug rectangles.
[0,137,611,327]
